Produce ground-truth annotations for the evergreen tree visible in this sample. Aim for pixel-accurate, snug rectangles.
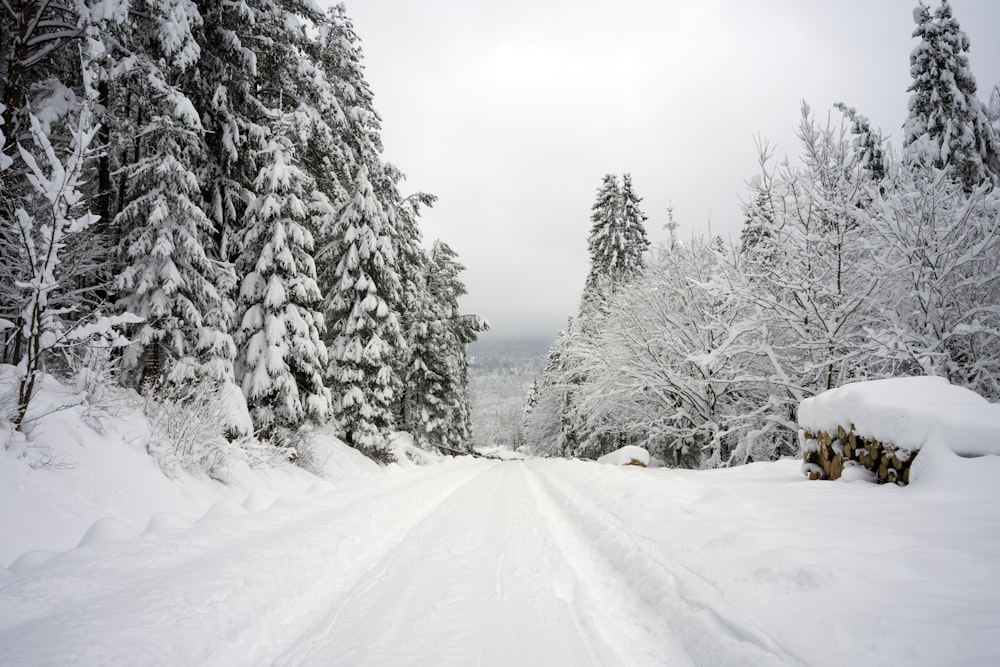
[619,173,651,273]
[584,173,650,294]
[325,163,401,458]
[404,241,488,451]
[584,174,621,293]
[235,133,331,438]
[113,1,237,386]
[835,102,887,182]
[904,1,998,190]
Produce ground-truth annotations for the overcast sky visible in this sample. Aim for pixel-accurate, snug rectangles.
[344,0,1000,341]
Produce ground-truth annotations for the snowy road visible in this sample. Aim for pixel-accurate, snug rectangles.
[2,455,998,666]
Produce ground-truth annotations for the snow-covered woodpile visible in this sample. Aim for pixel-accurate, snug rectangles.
[798,377,1000,486]
[597,445,650,467]
[801,426,914,484]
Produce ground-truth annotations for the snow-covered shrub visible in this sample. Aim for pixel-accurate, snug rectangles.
[143,377,260,480]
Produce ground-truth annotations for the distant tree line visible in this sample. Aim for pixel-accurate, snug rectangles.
[525,1,1000,467]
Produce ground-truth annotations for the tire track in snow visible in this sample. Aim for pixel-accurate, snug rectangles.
[269,461,617,667]
[0,459,488,666]
[196,460,496,667]
[527,461,807,667]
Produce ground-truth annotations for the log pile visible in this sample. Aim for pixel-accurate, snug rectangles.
[801,424,916,485]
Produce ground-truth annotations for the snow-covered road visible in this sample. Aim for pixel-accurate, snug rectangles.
[2,455,998,666]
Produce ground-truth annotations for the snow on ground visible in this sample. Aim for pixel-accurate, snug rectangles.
[0,366,378,566]
[2,370,998,666]
[2,447,998,665]
[798,376,1000,456]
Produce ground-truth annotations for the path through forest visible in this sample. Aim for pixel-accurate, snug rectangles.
[2,456,997,666]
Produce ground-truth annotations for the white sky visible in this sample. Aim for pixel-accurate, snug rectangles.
[345,0,1000,339]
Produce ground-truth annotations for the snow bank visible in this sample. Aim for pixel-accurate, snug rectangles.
[531,453,1000,666]
[597,445,650,466]
[798,376,1000,456]
[388,432,447,466]
[0,366,379,566]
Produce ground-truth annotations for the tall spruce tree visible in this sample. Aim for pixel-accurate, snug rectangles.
[235,132,331,438]
[584,173,650,294]
[113,1,237,386]
[325,163,401,458]
[904,1,998,190]
[404,241,488,452]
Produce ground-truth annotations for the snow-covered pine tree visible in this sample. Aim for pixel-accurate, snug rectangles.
[834,102,887,183]
[904,1,999,190]
[583,173,650,295]
[309,5,427,437]
[421,241,488,451]
[523,319,586,457]
[392,189,438,426]
[619,173,651,275]
[583,174,621,294]
[1,0,83,159]
[739,190,777,260]
[312,3,383,190]
[113,1,237,387]
[522,379,539,422]
[235,132,331,439]
[368,162,431,424]
[324,163,401,459]
[523,325,572,456]
[989,85,1000,141]
[187,0,267,270]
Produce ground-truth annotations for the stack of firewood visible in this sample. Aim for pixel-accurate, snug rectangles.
[801,425,916,485]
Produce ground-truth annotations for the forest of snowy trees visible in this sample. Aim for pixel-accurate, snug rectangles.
[0,1,487,469]
[525,1,1000,468]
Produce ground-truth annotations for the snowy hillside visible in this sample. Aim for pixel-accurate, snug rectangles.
[0,366,379,566]
[468,336,549,449]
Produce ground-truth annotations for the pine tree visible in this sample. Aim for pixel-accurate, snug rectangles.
[584,174,622,293]
[235,133,331,438]
[113,1,237,386]
[325,163,401,458]
[584,173,650,294]
[619,173,651,272]
[403,242,488,451]
[523,379,539,421]
[904,1,999,190]
[835,102,887,182]
[312,3,383,187]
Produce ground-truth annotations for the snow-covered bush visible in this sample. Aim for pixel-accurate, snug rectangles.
[143,377,261,480]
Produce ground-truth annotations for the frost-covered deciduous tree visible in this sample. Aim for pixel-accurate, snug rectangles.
[10,111,99,426]
[235,133,331,438]
[569,239,794,467]
[868,160,1000,399]
[745,105,880,396]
